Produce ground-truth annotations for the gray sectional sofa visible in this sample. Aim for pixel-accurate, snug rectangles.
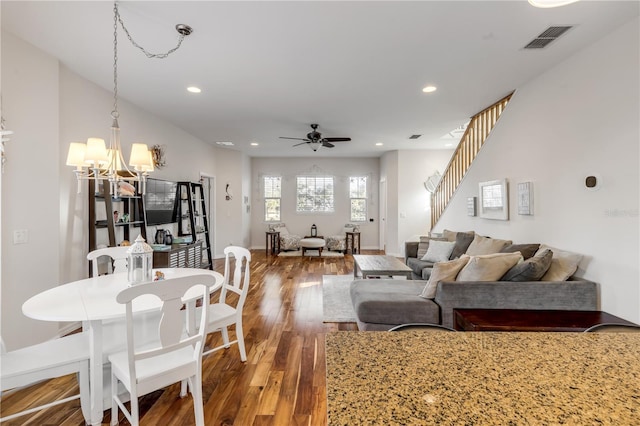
[350,230,599,331]
[350,277,598,330]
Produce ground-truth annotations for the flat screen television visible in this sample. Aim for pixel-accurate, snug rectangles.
[144,178,178,226]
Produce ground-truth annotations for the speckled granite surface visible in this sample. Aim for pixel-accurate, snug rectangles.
[326,331,640,425]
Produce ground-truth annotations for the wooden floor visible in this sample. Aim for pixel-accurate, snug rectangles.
[1,249,382,425]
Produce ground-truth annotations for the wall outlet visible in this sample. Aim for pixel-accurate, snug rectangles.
[13,229,28,244]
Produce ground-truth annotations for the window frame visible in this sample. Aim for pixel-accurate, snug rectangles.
[295,175,335,214]
[263,175,282,222]
[349,176,367,222]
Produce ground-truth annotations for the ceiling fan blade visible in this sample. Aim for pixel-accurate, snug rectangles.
[322,141,335,148]
[280,136,310,141]
[323,137,351,142]
[293,141,309,147]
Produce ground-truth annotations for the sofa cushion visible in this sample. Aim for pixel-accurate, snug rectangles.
[421,240,456,263]
[442,229,458,242]
[406,257,435,277]
[420,257,470,299]
[350,279,440,325]
[450,231,476,260]
[415,236,441,259]
[537,244,583,281]
[500,243,540,260]
[465,234,512,255]
[456,252,523,281]
[501,249,553,281]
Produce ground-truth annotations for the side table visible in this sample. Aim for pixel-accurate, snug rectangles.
[346,231,361,254]
[265,231,280,255]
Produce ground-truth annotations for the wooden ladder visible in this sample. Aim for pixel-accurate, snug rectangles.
[431,93,513,228]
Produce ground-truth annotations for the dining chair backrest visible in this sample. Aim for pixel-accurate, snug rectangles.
[388,323,457,332]
[116,274,215,384]
[87,246,130,276]
[220,246,252,306]
[583,323,640,333]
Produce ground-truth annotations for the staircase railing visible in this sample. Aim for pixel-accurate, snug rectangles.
[431,93,513,228]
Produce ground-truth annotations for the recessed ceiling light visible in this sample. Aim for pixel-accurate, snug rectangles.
[445,143,454,147]
[375,142,383,146]
[215,141,234,146]
[250,142,259,146]
[422,85,437,93]
[187,86,201,93]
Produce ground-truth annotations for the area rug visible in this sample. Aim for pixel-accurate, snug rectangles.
[278,250,344,258]
[322,275,356,323]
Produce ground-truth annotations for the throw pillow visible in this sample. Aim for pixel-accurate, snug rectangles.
[442,229,458,242]
[278,226,290,236]
[419,257,470,299]
[500,243,541,260]
[501,249,553,281]
[537,244,583,281]
[456,252,523,281]
[421,240,456,263]
[417,236,447,259]
[465,234,512,256]
[449,231,476,260]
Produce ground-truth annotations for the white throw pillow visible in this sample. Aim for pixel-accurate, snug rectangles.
[420,257,470,299]
[420,240,456,263]
[536,244,583,281]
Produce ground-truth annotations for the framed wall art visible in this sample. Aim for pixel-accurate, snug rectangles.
[478,179,509,220]
[517,182,533,215]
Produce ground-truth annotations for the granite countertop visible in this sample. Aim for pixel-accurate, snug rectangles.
[325,331,640,425]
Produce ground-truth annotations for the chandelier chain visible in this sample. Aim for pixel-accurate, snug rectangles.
[115,2,187,60]
[112,1,119,119]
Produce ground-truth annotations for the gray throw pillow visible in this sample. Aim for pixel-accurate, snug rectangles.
[500,243,540,260]
[449,231,475,260]
[501,249,553,281]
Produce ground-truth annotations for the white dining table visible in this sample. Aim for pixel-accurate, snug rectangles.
[22,268,224,426]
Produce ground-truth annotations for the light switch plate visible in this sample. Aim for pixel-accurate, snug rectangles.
[13,229,28,244]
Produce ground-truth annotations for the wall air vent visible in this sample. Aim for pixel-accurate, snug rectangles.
[524,25,573,49]
[409,134,422,139]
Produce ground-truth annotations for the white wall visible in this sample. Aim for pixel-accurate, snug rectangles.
[214,148,250,258]
[1,31,61,349]
[435,18,640,323]
[250,157,380,250]
[1,31,222,350]
[397,149,454,255]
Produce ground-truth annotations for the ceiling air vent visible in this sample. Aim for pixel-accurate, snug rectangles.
[409,134,422,139]
[524,25,573,49]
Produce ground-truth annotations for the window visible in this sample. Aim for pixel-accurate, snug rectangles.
[264,176,281,222]
[296,176,334,213]
[350,176,367,222]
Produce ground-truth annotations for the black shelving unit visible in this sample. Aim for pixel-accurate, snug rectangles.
[88,181,147,258]
[177,181,213,270]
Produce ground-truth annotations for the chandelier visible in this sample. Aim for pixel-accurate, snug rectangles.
[66,1,193,194]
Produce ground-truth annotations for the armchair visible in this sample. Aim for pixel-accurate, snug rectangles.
[326,224,358,252]
[272,223,301,251]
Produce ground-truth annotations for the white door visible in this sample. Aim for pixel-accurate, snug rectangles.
[379,179,387,253]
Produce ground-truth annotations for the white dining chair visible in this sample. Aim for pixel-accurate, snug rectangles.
[108,274,215,426]
[202,246,251,360]
[87,246,130,276]
[0,333,90,423]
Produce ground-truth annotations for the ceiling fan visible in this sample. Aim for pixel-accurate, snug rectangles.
[279,124,351,152]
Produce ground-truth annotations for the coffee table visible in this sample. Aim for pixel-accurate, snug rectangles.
[453,309,638,332]
[353,254,412,279]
